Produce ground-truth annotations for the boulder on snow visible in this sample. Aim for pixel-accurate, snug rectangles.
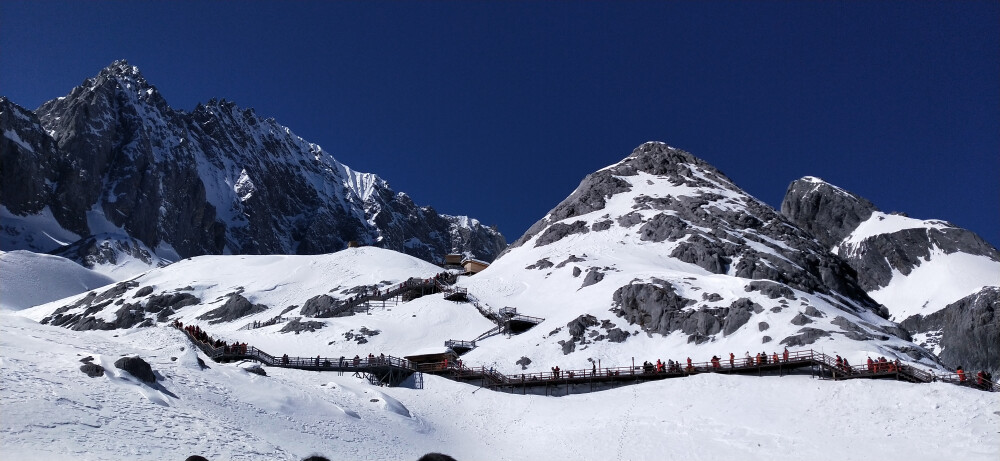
[198,293,268,324]
[79,363,105,378]
[114,356,157,383]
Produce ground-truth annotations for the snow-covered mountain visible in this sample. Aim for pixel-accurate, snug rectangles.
[456,142,940,372]
[782,176,999,375]
[0,60,505,267]
[21,143,949,374]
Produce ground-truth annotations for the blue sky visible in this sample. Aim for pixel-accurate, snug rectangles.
[2,1,997,246]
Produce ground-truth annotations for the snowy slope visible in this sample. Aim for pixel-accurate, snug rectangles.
[18,247,497,361]
[456,143,938,374]
[0,250,114,311]
[2,313,997,461]
[840,211,1000,321]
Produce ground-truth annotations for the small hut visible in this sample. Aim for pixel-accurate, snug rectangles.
[461,258,489,274]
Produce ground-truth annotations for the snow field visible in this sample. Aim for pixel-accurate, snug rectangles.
[1,314,997,461]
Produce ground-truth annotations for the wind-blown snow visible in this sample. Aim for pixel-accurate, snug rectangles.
[0,250,114,311]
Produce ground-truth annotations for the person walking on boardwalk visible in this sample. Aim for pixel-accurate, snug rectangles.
[957,366,966,383]
[745,351,752,367]
[729,352,735,368]
[783,347,789,362]
[686,357,693,372]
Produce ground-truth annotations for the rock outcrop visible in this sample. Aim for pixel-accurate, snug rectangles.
[1,61,505,265]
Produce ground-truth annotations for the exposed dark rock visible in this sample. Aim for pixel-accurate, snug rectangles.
[804,306,824,318]
[555,255,586,268]
[114,356,156,383]
[670,237,729,273]
[745,281,796,300]
[637,214,689,242]
[279,318,325,334]
[80,363,105,378]
[580,268,605,288]
[790,313,814,326]
[145,293,199,313]
[780,177,876,248]
[572,267,582,277]
[534,220,590,247]
[526,258,554,270]
[758,322,770,331]
[300,294,339,317]
[830,316,882,341]
[616,212,644,228]
[779,328,830,347]
[198,293,268,324]
[40,281,192,330]
[567,315,599,339]
[559,340,576,355]
[606,328,630,343]
[762,336,772,343]
[516,356,532,370]
[837,227,1000,292]
[244,364,267,376]
[721,303,753,336]
[900,287,999,376]
[702,293,723,302]
[134,286,154,298]
[612,280,696,336]
[591,220,613,231]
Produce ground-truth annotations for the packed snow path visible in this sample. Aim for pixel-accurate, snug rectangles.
[178,323,997,394]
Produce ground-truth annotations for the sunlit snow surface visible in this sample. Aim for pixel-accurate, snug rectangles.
[0,250,114,311]
[1,314,997,461]
[841,211,1000,320]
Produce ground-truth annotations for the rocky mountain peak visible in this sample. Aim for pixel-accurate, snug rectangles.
[504,142,881,314]
[781,176,877,248]
[1,61,506,268]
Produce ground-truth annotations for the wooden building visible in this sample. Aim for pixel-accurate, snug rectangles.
[462,258,490,274]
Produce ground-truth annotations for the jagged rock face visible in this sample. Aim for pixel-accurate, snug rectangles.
[1,60,505,264]
[49,234,168,271]
[469,142,932,370]
[780,176,999,373]
[781,176,999,293]
[780,177,876,248]
[0,98,64,216]
[838,226,999,292]
[901,287,999,376]
[508,142,880,313]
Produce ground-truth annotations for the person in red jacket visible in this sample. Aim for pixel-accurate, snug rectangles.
[957,366,967,383]
[782,348,789,362]
[729,352,735,368]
